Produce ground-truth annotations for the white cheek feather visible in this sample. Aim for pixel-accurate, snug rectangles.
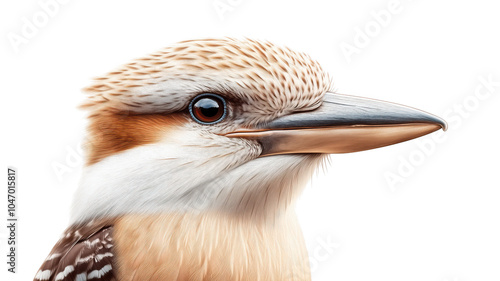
[71,125,325,223]
[70,128,261,223]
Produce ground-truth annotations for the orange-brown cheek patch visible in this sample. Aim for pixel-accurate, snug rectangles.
[85,113,186,165]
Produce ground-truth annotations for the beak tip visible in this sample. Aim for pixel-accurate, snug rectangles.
[440,121,448,131]
[430,115,448,132]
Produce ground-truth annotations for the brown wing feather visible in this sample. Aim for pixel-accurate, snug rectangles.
[34,220,116,281]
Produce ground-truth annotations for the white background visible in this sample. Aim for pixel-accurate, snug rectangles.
[1,0,500,280]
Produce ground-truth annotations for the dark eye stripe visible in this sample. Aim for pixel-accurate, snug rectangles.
[189,93,227,124]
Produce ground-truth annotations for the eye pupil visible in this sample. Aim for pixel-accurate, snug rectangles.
[189,94,226,124]
[196,99,219,117]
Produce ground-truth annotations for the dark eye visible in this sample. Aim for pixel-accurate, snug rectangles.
[189,93,227,124]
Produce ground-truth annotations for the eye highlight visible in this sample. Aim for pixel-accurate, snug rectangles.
[189,93,227,124]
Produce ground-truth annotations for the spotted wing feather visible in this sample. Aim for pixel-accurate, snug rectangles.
[34,220,116,281]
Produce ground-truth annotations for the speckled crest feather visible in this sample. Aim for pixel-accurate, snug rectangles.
[81,38,332,121]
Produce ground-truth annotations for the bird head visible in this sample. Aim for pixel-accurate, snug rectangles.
[71,38,446,224]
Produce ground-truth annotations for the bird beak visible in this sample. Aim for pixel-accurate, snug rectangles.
[225,92,447,156]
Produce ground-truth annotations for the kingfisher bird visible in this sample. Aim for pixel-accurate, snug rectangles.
[34,38,446,281]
